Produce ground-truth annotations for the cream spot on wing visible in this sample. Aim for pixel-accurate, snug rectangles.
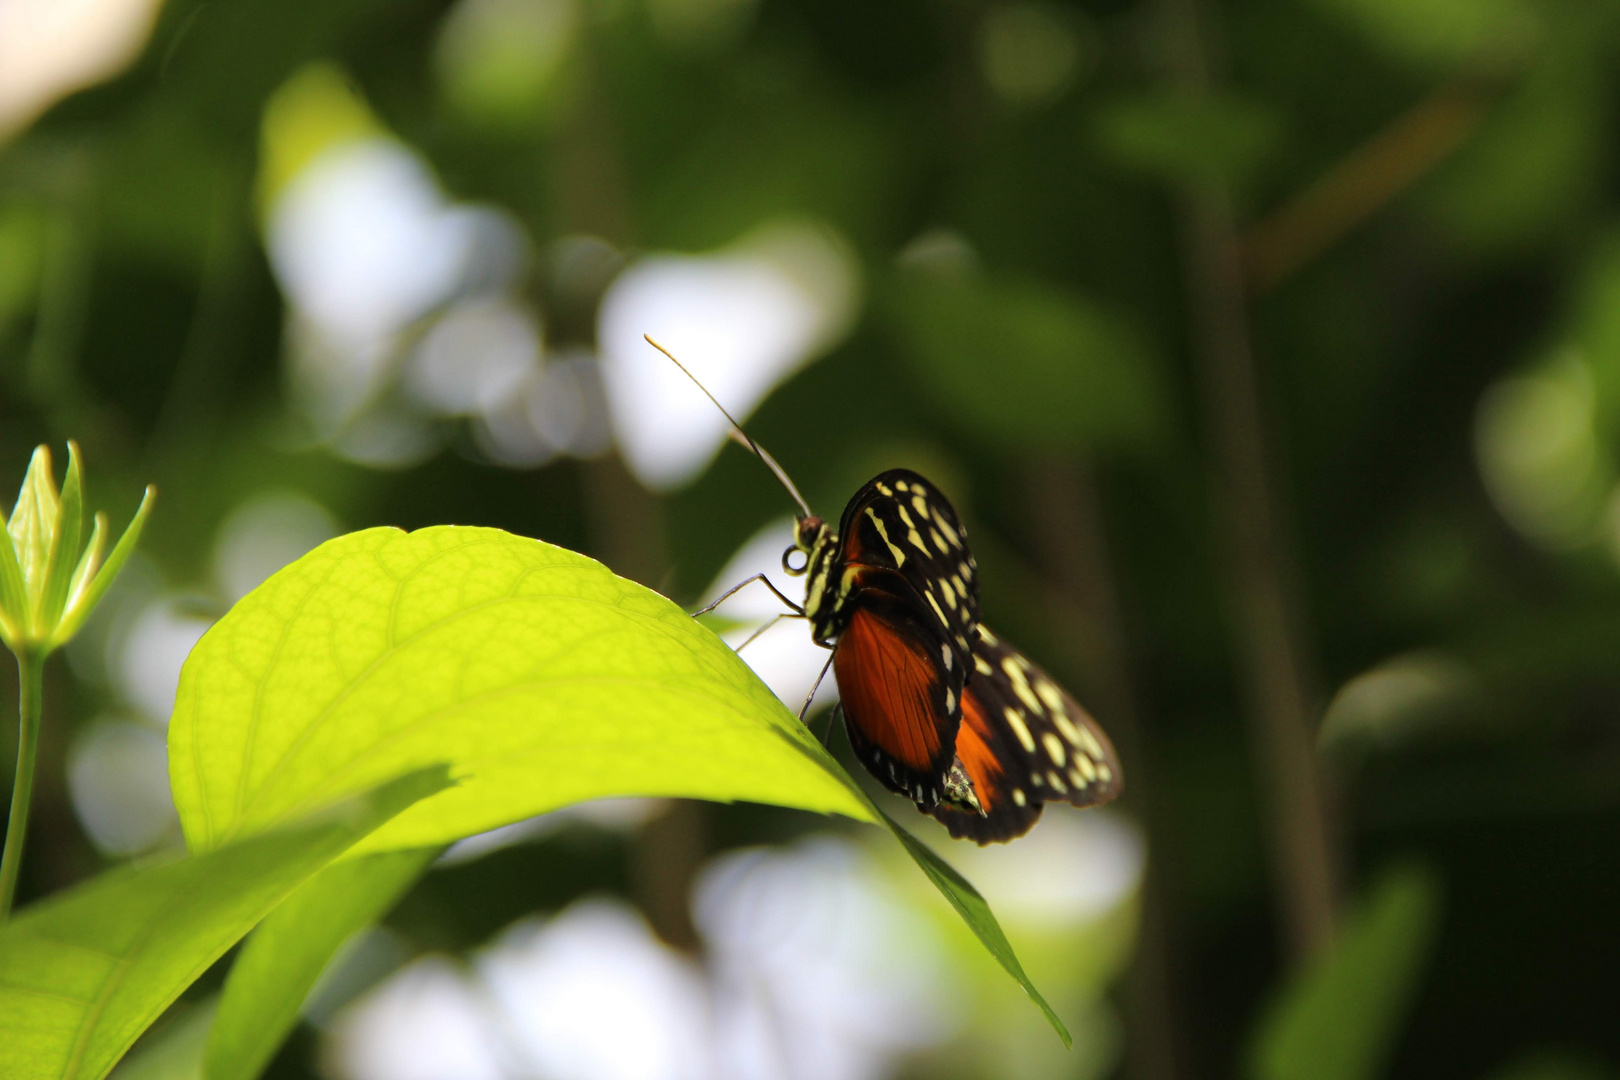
[907,528,929,553]
[912,494,929,517]
[1002,655,1043,714]
[1035,680,1066,716]
[933,510,960,544]
[876,482,893,496]
[1054,712,1084,746]
[950,575,967,598]
[944,688,956,714]
[1096,763,1113,785]
[926,590,948,626]
[894,479,910,492]
[978,626,999,645]
[975,655,993,676]
[896,504,915,528]
[941,643,953,670]
[1069,768,1086,788]
[957,561,972,581]
[939,577,956,609]
[1047,771,1068,793]
[930,528,949,555]
[956,634,970,651]
[1030,772,1045,787]
[1003,707,1036,752]
[1079,727,1107,761]
[1012,788,1027,807]
[865,508,907,567]
[1042,732,1067,767]
[1077,755,1097,781]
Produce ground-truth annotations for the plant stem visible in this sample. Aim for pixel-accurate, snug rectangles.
[1,648,44,921]
[1161,0,1341,958]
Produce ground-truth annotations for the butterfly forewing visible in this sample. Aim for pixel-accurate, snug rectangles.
[930,626,1122,843]
[812,468,981,807]
[835,469,980,661]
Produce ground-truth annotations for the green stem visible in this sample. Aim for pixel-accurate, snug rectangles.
[0,648,45,921]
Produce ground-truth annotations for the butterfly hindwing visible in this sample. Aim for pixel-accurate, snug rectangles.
[836,469,979,663]
[930,626,1123,843]
[833,591,964,807]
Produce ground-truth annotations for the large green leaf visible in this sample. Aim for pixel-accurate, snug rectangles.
[109,1002,215,1080]
[168,526,868,852]
[1249,864,1443,1080]
[0,767,450,1080]
[167,526,1070,1045]
[204,848,438,1080]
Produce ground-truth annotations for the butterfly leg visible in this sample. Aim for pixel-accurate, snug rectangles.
[691,573,804,618]
[732,611,808,653]
[821,703,844,748]
[797,649,835,724]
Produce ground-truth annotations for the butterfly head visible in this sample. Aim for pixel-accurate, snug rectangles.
[784,514,841,642]
[782,515,828,576]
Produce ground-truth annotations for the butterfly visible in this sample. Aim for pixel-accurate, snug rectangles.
[651,337,1122,842]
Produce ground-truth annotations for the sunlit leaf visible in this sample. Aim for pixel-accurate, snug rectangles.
[108,1002,215,1080]
[168,526,869,852]
[1249,864,1443,1080]
[0,767,450,1080]
[204,848,437,1080]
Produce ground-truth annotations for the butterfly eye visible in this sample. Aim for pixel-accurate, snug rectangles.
[782,546,810,575]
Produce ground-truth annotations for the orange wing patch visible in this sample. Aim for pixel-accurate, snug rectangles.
[834,607,947,773]
[954,691,1007,813]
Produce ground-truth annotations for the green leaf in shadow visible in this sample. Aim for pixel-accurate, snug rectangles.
[0,766,450,1080]
[877,807,1073,1048]
[204,848,438,1080]
[1248,863,1443,1080]
[885,273,1164,452]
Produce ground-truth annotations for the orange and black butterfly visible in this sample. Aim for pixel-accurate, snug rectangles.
[652,338,1121,843]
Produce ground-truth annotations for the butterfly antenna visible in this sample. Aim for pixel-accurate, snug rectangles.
[643,334,814,518]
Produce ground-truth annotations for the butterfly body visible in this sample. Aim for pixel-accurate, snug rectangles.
[786,468,1122,842]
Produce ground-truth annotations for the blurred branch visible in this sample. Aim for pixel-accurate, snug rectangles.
[1161,0,1341,959]
[556,32,705,950]
[631,799,706,950]
[1244,70,1508,293]
[1026,456,1182,1080]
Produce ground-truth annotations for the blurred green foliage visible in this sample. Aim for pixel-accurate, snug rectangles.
[3,0,1620,1075]
[1250,865,1442,1080]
